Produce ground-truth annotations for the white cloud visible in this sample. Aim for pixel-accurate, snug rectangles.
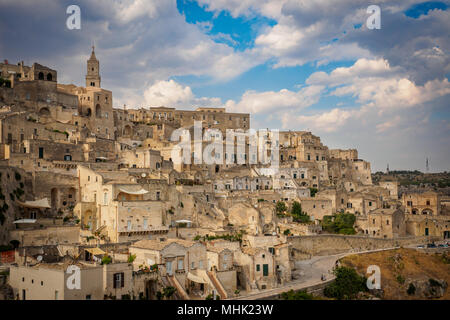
[225,85,324,114]
[143,80,222,108]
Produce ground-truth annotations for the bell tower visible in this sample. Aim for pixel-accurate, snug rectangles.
[86,46,101,88]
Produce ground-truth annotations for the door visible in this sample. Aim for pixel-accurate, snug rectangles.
[22,289,26,300]
[263,264,269,277]
[425,228,429,236]
[166,261,173,275]
[38,147,44,159]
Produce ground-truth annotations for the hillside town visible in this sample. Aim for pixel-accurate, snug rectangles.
[0,49,449,300]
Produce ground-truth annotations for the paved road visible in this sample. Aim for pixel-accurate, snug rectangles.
[230,253,346,300]
[230,247,401,300]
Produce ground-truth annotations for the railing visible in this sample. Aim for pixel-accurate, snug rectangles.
[118,226,169,233]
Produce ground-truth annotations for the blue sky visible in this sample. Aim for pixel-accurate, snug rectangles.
[0,0,449,172]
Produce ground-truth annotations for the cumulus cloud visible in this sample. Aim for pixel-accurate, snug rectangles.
[198,0,450,84]
[225,85,324,114]
[282,58,450,133]
[0,0,265,108]
[143,80,222,108]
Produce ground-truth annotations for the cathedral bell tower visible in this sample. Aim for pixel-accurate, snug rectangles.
[86,46,101,88]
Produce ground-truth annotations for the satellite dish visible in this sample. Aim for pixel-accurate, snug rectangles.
[141,173,147,178]
[37,255,43,262]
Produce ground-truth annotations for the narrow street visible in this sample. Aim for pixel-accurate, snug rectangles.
[230,247,400,300]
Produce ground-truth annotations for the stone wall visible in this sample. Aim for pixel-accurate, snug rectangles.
[290,234,437,259]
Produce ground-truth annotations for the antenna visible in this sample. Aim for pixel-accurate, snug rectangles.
[426,157,429,173]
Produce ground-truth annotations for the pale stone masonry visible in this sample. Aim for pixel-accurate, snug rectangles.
[0,49,448,300]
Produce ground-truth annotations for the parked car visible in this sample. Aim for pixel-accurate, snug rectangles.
[417,245,425,248]
[427,243,437,248]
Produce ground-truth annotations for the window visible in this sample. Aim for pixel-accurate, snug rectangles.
[113,273,124,288]
[55,291,58,300]
[143,218,148,229]
[263,264,269,276]
[86,295,91,300]
[256,264,260,272]
[178,259,184,270]
[191,262,195,269]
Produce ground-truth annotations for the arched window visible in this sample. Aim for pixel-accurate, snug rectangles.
[46,73,53,81]
[38,72,44,80]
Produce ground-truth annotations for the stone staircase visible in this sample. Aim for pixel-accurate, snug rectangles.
[207,271,228,299]
[167,275,189,300]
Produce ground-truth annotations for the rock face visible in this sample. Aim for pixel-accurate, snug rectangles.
[408,279,448,299]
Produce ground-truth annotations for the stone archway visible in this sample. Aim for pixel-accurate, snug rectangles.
[95,104,101,118]
[422,208,433,215]
[39,107,50,116]
[123,125,132,137]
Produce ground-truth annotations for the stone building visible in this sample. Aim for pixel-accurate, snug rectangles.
[356,207,406,238]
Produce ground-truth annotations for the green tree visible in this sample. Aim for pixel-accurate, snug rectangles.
[309,187,318,197]
[291,201,302,216]
[324,267,367,299]
[276,201,287,215]
[321,213,356,234]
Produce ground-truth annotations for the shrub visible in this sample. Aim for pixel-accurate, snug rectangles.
[101,255,112,265]
[322,213,356,234]
[407,283,416,295]
[429,278,442,287]
[150,264,158,271]
[281,289,314,300]
[283,229,291,236]
[163,286,176,299]
[15,172,21,181]
[396,275,405,284]
[291,201,302,216]
[275,201,287,215]
[309,187,318,197]
[127,254,136,263]
[324,267,367,299]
